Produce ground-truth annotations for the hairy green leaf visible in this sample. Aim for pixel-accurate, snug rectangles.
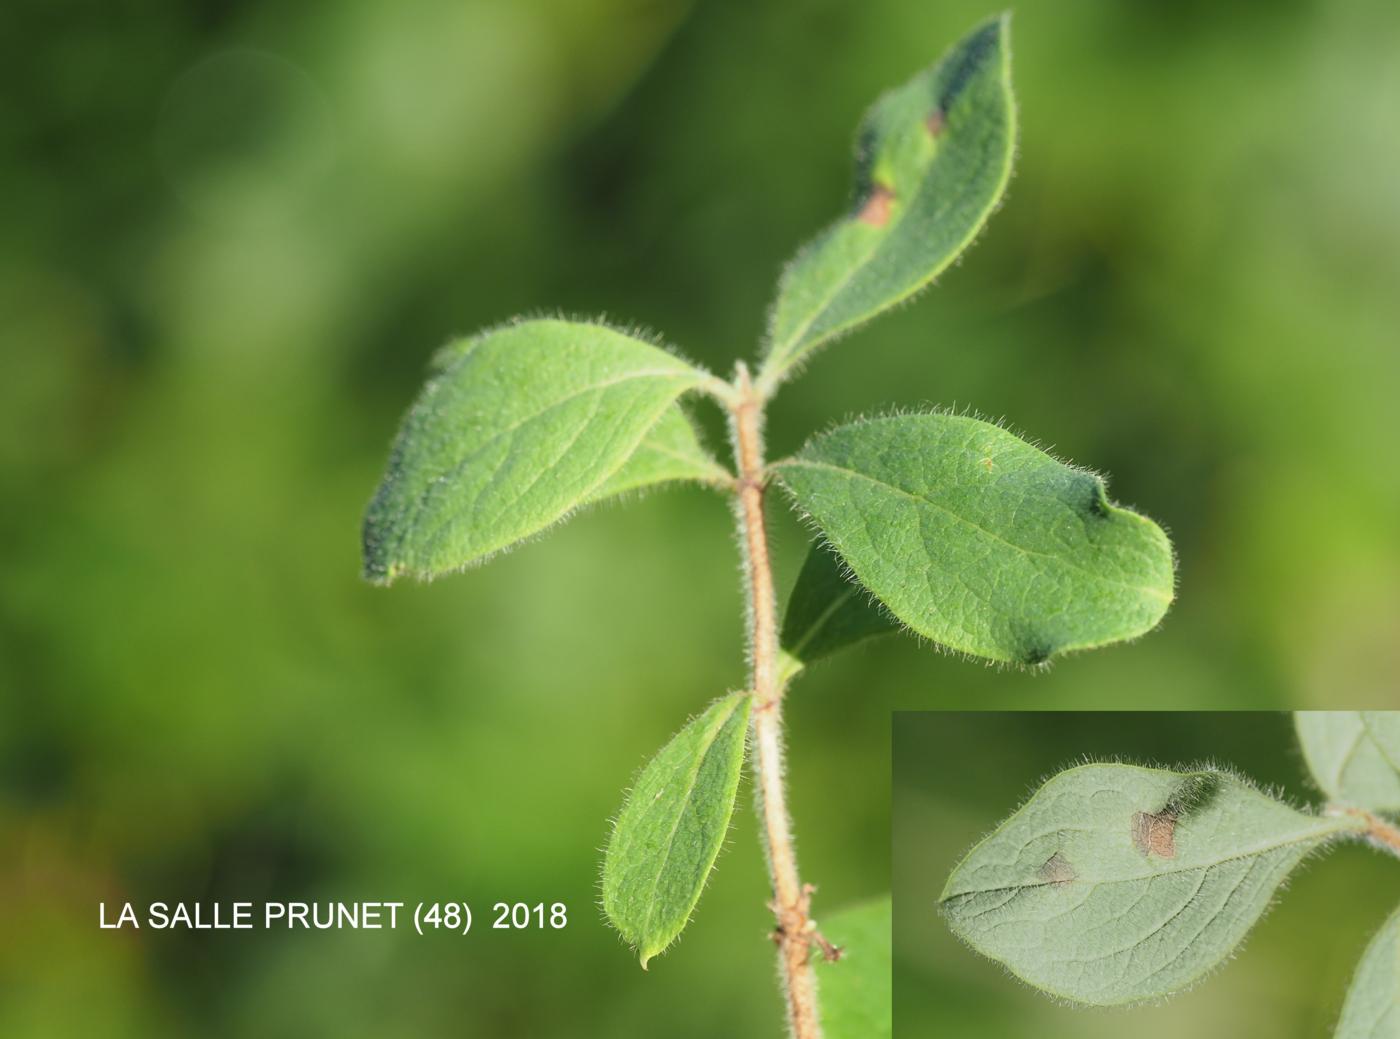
[779,543,899,681]
[760,14,1016,384]
[603,693,751,968]
[1337,904,1400,1039]
[773,414,1174,664]
[585,403,728,504]
[1296,712,1400,813]
[363,319,708,582]
[941,763,1362,1006]
[818,898,892,1039]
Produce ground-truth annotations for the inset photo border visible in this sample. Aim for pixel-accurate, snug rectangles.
[893,712,1400,1038]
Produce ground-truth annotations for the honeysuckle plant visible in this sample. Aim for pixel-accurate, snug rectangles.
[941,712,1400,1036]
[363,15,1174,1037]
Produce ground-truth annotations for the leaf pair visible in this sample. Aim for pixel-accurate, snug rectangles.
[363,13,1174,668]
[362,319,722,583]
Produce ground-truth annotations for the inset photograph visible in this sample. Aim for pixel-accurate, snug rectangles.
[894,712,1400,1038]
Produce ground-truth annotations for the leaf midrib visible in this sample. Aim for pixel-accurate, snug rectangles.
[768,141,966,372]
[785,582,865,660]
[944,815,1349,898]
[779,457,1170,602]
[1362,713,1400,778]
[638,698,741,944]
[402,366,700,557]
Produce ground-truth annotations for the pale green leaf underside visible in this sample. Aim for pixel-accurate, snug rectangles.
[585,404,728,504]
[1296,712,1400,813]
[779,542,899,680]
[761,13,1016,383]
[602,693,751,968]
[774,414,1174,664]
[818,898,892,1039]
[1337,903,1400,1039]
[940,764,1360,1006]
[363,319,707,582]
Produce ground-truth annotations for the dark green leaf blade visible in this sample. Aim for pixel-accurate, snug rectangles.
[779,542,899,679]
[585,403,729,505]
[363,319,707,583]
[818,898,892,1039]
[773,414,1174,664]
[603,693,752,968]
[760,14,1016,384]
[941,764,1363,1006]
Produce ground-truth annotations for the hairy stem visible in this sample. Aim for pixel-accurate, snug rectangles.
[1330,804,1400,859]
[729,363,824,1039]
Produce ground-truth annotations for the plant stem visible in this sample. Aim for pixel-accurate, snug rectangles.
[1330,804,1400,859]
[728,363,824,1039]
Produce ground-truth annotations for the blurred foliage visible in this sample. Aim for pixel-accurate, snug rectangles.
[895,713,1400,1036]
[1,0,1396,1035]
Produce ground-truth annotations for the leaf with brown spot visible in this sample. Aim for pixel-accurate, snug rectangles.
[761,14,1017,384]
[1036,852,1077,886]
[941,764,1365,1006]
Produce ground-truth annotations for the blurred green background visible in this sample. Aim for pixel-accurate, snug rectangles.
[895,713,1400,1036]
[1,0,1396,1035]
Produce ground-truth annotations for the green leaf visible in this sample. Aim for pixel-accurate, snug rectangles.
[818,898,892,1039]
[1296,712,1400,813]
[773,413,1174,664]
[1336,903,1400,1039]
[940,763,1362,1006]
[602,693,751,968]
[760,14,1016,384]
[779,542,899,681]
[363,319,708,582]
[585,403,728,504]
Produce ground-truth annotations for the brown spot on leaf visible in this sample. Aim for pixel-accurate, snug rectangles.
[1036,851,1076,886]
[858,184,895,227]
[981,456,994,472]
[1132,809,1178,858]
[926,109,947,137]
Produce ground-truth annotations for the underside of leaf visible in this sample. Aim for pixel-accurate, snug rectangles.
[1296,712,1400,813]
[1336,903,1400,1039]
[941,763,1362,1005]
